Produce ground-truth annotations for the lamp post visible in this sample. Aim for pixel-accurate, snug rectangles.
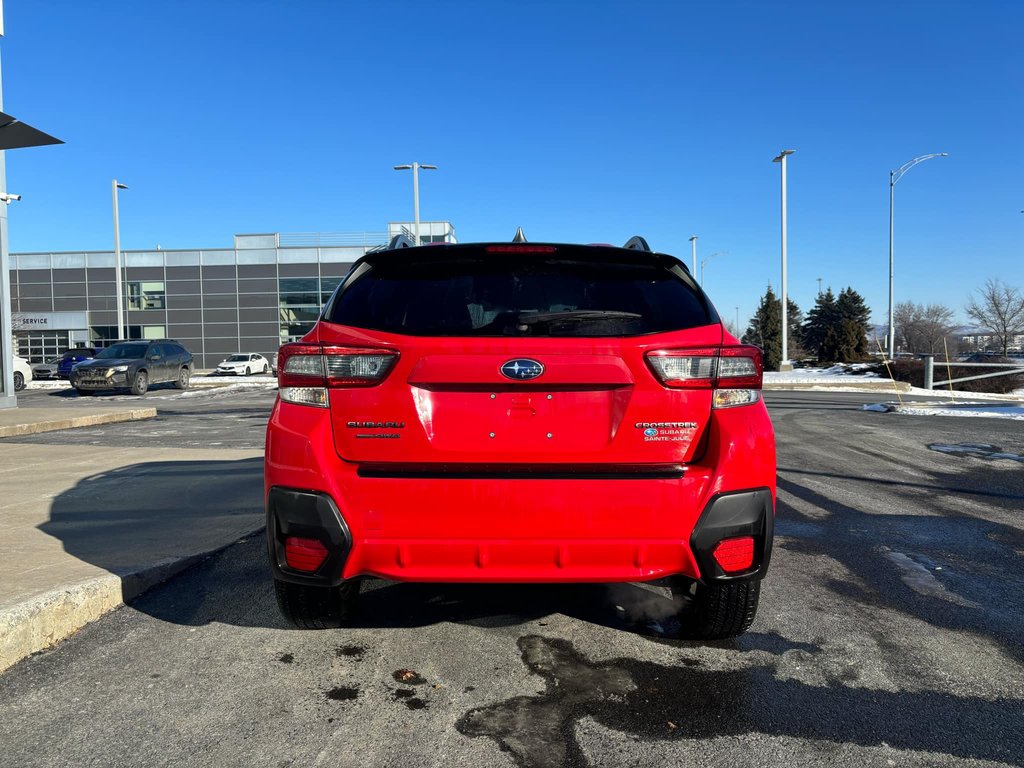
[700,251,725,288]
[689,235,697,274]
[772,149,795,371]
[393,162,437,245]
[112,180,128,341]
[887,153,948,358]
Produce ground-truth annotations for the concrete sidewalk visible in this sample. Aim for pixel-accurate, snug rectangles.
[0,404,157,438]
[0,441,263,673]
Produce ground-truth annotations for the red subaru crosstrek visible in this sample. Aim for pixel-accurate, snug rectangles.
[265,236,775,638]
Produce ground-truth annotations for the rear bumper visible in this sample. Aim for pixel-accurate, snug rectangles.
[265,399,776,586]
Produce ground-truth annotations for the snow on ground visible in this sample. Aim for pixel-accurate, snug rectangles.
[880,403,1024,421]
[764,363,881,383]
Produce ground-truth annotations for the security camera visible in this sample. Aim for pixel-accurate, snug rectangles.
[0,193,21,203]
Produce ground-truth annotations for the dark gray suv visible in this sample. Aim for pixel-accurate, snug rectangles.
[71,340,193,396]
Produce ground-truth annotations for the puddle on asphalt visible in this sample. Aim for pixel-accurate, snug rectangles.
[928,442,1024,462]
[325,686,359,702]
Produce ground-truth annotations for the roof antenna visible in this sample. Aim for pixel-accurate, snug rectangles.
[512,227,527,243]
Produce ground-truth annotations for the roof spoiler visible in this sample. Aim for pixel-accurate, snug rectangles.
[384,234,414,250]
[623,235,651,251]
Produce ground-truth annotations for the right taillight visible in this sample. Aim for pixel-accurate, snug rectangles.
[646,345,762,409]
[277,343,398,407]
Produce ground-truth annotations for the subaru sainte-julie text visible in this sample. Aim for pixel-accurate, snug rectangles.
[264,236,775,638]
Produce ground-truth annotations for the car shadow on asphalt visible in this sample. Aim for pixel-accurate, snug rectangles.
[40,458,265,600]
[775,470,1024,667]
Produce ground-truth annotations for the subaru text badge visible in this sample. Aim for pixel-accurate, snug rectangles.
[500,359,544,380]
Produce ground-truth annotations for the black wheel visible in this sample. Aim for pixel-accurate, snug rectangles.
[130,370,149,396]
[274,579,360,629]
[262,363,269,374]
[675,579,760,640]
[75,387,95,397]
[13,371,25,391]
[174,366,191,390]
[245,366,252,376]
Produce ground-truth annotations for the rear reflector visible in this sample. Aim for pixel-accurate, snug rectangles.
[280,386,328,408]
[284,536,329,572]
[712,536,755,573]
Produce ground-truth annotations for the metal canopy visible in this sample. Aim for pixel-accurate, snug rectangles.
[0,111,62,150]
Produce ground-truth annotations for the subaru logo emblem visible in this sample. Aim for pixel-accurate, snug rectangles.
[644,428,658,437]
[500,359,544,380]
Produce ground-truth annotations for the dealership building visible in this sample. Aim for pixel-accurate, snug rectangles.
[9,221,456,368]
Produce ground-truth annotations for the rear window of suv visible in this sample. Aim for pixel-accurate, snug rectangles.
[325,246,715,337]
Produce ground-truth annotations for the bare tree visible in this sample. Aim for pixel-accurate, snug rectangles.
[895,301,958,355]
[965,279,1024,356]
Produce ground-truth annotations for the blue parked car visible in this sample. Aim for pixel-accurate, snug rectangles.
[57,347,97,379]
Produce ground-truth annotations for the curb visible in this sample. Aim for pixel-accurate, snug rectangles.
[0,529,264,674]
[764,381,912,392]
[0,408,157,439]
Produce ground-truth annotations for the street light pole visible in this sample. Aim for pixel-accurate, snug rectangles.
[689,235,697,274]
[700,251,725,288]
[394,162,437,245]
[887,153,948,358]
[772,149,795,370]
[112,180,128,341]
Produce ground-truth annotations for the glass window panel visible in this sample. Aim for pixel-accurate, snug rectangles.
[143,326,166,339]
[279,278,319,293]
[276,248,318,264]
[127,281,166,310]
[16,254,50,269]
[236,249,277,264]
[87,252,116,268]
[124,252,164,267]
[164,251,201,267]
[201,250,235,265]
[51,253,87,269]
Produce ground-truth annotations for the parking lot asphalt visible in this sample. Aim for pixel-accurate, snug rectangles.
[0,390,1022,767]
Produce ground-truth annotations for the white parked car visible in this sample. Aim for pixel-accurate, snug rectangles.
[12,355,33,391]
[215,353,270,376]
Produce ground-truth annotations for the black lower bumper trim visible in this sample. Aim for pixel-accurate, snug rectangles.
[356,463,686,480]
[266,487,352,586]
[690,488,774,584]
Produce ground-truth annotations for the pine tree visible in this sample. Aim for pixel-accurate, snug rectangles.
[742,286,782,370]
[802,288,838,360]
[742,286,805,370]
[835,287,871,361]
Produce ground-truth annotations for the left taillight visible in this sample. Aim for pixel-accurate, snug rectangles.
[277,343,398,408]
[645,345,763,408]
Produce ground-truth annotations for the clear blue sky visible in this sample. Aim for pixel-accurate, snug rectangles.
[3,1,1022,329]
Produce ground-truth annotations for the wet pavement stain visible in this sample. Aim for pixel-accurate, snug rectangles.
[393,687,429,710]
[325,686,359,702]
[393,668,427,685]
[336,645,365,659]
[278,653,294,664]
[456,634,1024,768]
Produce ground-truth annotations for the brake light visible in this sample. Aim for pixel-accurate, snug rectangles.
[277,343,398,407]
[284,536,329,572]
[712,536,756,573]
[485,245,558,253]
[645,345,762,408]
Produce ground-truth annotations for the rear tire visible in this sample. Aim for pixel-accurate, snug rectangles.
[130,370,149,396]
[13,371,25,391]
[174,366,190,390]
[677,579,760,640]
[274,579,359,629]
[262,363,269,374]
[245,366,251,376]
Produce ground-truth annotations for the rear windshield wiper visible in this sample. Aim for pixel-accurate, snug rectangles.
[516,310,643,326]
